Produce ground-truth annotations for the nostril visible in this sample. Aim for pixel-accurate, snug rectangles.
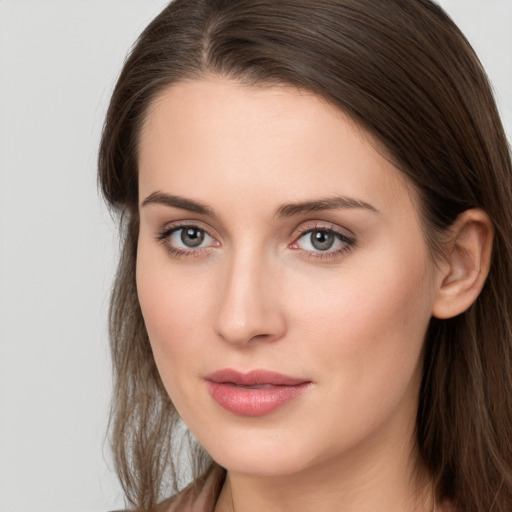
[213,260,287,345]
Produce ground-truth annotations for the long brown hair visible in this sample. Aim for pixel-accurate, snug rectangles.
[98,1,512,510]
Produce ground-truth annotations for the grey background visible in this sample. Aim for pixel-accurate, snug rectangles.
[0,1,510,511]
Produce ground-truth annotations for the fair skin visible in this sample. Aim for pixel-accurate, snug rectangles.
[136,77,492,512]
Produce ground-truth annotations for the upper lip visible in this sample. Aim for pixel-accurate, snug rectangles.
[204,369,310,386]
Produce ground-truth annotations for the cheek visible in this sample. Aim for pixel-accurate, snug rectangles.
[293,256,432,345]
[135,243,215,381]
[288,243,434,411]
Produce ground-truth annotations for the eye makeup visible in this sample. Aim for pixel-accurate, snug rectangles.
[155,220,356,261]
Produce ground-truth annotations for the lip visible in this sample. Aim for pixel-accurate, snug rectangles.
[204,369,312,417]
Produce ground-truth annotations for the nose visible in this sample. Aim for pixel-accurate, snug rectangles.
[213,250,287,346]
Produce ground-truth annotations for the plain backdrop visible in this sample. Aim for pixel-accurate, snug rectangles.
[0,1,511,511]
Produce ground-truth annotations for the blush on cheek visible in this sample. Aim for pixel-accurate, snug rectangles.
[136,260,208,370]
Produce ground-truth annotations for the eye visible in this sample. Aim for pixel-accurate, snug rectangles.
[302,229,338,251]
[172,226,210,248]
[291,226,355,256]
[156,224,218,256]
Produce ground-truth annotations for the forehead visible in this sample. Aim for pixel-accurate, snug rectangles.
[138,77,414,213]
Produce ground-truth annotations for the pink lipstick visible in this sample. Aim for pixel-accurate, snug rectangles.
[205,369,312,416]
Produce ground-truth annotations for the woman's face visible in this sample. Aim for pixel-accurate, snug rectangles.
[136,78,442,477]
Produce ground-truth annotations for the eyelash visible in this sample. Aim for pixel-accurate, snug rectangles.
[155,223,356,260]
[291,224,356,260]
[155,223,216,258]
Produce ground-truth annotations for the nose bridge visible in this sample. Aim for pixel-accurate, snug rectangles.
[214,244,284,345]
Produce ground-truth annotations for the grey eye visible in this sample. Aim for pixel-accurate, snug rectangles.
[294,227,352,254]
[161,224,217,254]
[180,227,205,247]
[309,230,335,251]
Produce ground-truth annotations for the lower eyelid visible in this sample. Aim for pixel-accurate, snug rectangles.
[299,240,356,262]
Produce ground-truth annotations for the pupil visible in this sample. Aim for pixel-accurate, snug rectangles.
[311,230,334,251]
[181,227,204,247]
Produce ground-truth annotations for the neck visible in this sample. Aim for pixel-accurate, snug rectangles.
[220,470,433,512]
[214,414,434,512]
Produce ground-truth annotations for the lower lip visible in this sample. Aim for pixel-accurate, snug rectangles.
[206,381,311,416]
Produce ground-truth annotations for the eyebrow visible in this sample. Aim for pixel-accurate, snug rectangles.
[274,196,378,218]
[141,191,215,216]
[141,191,378,218]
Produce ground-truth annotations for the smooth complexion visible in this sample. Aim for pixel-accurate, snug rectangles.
[136,78,490,512]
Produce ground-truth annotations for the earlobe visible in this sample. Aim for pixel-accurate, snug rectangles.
[432,209,494,320]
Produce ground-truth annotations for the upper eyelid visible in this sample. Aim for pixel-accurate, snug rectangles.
[293,227,355,245]
[157,220,219,239]
[292,221,355,239]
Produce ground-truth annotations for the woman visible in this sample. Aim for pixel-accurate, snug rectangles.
[99,1,512,511]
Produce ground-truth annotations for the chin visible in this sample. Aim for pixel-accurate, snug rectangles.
[214,449,313,478]
[195,425,323,478]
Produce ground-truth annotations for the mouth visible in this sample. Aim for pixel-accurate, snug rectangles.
[204,369,312,416]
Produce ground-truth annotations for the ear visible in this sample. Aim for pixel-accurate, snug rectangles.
[432,209,494,319]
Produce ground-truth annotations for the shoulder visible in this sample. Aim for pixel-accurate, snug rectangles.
[106,467,224,512]
[436,499,457,512]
